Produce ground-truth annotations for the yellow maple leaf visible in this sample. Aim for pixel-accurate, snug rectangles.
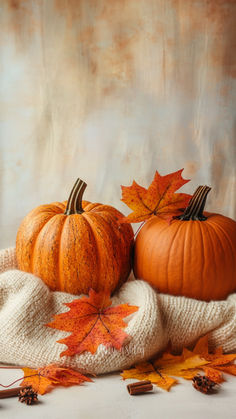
[121,334,236,391]
[121,361,177,391]
[154,354,209,380]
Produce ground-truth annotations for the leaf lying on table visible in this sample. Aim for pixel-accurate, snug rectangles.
[121,168,192,224]
[46,288,138,357]
[21,364,92,395]
[121,361,178,391]
[121,334,236,391]
[121,352,208,391]
[192,334,236,383]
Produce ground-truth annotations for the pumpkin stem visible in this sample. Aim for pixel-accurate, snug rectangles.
[64,178,87,215]
[175,185,211,221]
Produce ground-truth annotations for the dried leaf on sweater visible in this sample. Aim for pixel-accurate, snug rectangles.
[46,288,138,357]
[121,334,236,390]
[21,364,92,395]
[121,168,192,223]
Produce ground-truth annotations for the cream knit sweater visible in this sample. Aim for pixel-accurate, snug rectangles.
[0,247,236,374]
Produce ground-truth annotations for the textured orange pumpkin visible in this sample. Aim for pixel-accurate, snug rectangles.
[134,186,236,301]
[16,178,134,295]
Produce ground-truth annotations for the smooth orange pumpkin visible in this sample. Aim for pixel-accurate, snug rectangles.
[16,178,134,295]
[134,185,236,301]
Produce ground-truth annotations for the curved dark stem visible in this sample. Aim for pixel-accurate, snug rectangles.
[0,374,39,388]
[174,185,211,221]
[64,178,87,215]
[134,221,145,239]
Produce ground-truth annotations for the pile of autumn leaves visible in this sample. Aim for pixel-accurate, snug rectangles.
[2,169,236,396]
[15,334,236,395]
[7,280,236,396]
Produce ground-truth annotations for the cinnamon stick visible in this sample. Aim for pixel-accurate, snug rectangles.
[0,386,27,399]
[127,380,153,395]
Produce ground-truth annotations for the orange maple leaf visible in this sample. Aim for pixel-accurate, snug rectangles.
[20,364,92,395]
[46,289,139,357]
[121,168,192,223]
[121,361,178,391]
[121,334,236,390]
[192,334,236,383]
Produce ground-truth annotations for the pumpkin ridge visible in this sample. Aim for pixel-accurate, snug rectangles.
[208,218,236,262]
[94,210,128,289]
[82,212,110,291]
[16,209,58,273]
[103,211,131,291]
[205,221,223,300]
[57,215,68,292]
[80,214,101,292]
[116,226,133,290]
[49,202,66,213]
[207,219,236,295]
[30,214,57,273]
[197,221,206,300]
[29,205,60,215]
[90,205,125,218]
[82,202,100,212]
[165,221,182,295]
[137,219,155,281]
[83,212,121,292]
[179,221,188,298]
[207,223,228,295]
[32,214,67,289]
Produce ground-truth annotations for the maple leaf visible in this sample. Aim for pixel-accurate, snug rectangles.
[121,361,177,391]
[121,334,236,391]
[121,168,192,223]
[192,334,236,383]
[46,289,138,357]
[121,350,208,391]
[153,349,209,381]
[20,364,92,395]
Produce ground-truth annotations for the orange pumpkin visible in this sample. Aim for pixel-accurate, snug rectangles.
[16,178,134,295]
[134,186,236,301]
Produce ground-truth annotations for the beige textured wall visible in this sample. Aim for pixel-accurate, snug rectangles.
[0,0,236,247]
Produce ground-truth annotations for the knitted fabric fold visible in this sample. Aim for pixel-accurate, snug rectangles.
[0,247,235,374]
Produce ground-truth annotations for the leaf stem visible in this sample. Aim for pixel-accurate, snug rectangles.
[0,365,25,369]
[0,374,39,388]
[134,221,145,238]
[150,361,164,379]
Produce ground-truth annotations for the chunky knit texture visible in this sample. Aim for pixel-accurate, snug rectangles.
[0,247,236,374]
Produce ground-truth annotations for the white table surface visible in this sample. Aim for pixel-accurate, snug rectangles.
[1,367,236,419]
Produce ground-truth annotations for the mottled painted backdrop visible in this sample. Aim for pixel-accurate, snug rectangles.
[0,0,235,247]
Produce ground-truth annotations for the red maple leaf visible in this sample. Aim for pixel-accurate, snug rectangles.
[121,168,192,223]
[21,364,92,395]
[46,289,138,357]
